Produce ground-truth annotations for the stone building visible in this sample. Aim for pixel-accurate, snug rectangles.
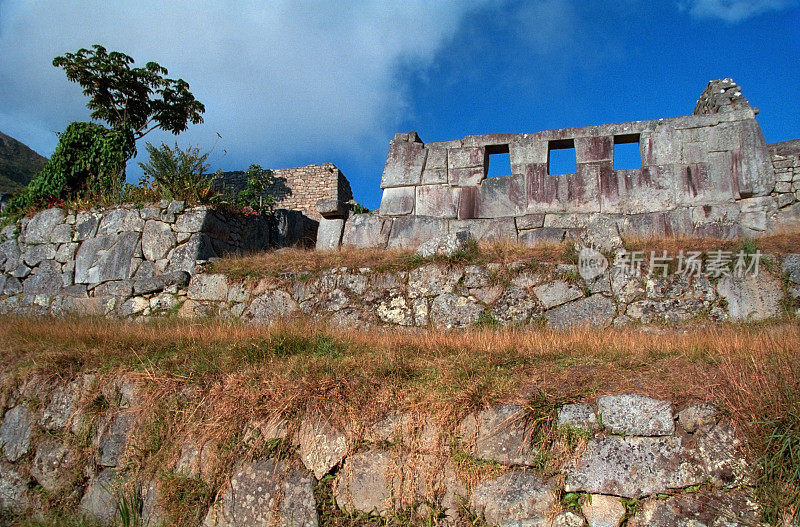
[317,79,800,250]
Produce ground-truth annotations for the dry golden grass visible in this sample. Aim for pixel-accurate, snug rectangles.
[206,229,800,280]
[2,315,798,524]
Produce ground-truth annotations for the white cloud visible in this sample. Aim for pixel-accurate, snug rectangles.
[680,0,796,23]
[0,1,491,179]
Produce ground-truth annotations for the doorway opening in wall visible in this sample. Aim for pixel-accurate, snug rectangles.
[547,139,576,175]
[614,133,643,170]
[485,144,511,178]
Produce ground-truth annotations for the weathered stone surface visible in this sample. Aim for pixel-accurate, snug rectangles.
[376,293,413,325]
[142,220,176,261]
[0,239,21,272]
[334,450,397,515]
[597,394,674,436]
[81,468,122,524]
[782,254,800,284]
[98,411,135,467]
[22,243,56,267]
[558,403,599,432]
[24,208,66,244]
[545,295,616,330]
[174,208,209,232]
[245,290,298,322]
[490,286,541,324]
[41,381,79,430]
[168,233,217,274]
[297,418,347,479]
[316,217,345,251]
[695,421,750,487]
[188,273,230,301]
[132,270,189,295]
[677,403,718,434]
[75,232,140,283]
[97,208,144,235]
[341,214,392,249]
[582,494,625,527]
[533,280,584,309]
[416,231,471,258]
[203,459,317,527]
[408,264,463,298]
[717,273,783,321]
[552,510,587,527]
[379,186,416,216]
[416,184,461,218]
[430,293,483,328]
[627,489,760,527]
[459,404,538,466]
[0,462,29,513]
[22,259,63,295]
[31,437,76,491]
[388,216,447,250]
[381,138,427,188]
[475,174,526,218]
[450,217,518,242]
[316,198,346,218]
[565,435,700,498]
[0,406,33,462]
[470,471,556,527]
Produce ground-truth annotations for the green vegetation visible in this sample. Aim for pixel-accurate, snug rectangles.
[137,141,216,203]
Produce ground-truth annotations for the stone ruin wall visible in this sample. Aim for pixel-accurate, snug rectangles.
[316,80,800,251]
[218,163,353,221]
[0,379,762,526]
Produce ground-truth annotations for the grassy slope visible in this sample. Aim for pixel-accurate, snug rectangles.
[1,316,798,524]
[0,131,47,195]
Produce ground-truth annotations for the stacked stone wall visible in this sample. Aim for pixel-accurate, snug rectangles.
[218,163,352,221]
[768,139,800,227]
[0,204,279,318]
[0,380,764,525]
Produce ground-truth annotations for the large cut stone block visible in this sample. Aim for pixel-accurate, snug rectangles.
[74,232,140,284]
[450,217,517,242]
[379,186,415,216]
[449,167,484,187]
[316,218,345,251]
[388,216,447,249]
[563,164,601,213]
[471,471,556,527]
[459,404,538,466]
[575,136,612,162]
[526,164,565,213]
[597,394,674,436]
[416,185,460,218]
[735,118,775,197]
[676,159,736,206]
[510,137,547,172]
[24,208,66,244]
[448,146,484,169]
[425,147,448,169]
[341,214,392,249]
[474,174,526,218]
[381,139,427,188]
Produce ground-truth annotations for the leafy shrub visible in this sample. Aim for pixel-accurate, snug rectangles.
[7,122,133,213]
[234,164,274,212]
[138,142,217,202]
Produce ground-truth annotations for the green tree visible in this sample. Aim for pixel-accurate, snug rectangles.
[52,44,205,146]
[6,45,205,213]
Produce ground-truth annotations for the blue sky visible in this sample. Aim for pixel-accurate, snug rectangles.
[0,0,798,209]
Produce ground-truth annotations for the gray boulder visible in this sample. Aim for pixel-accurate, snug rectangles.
[565,436,701,498]
[22,260,64,295]
[470,471,556,527]
[31,437,76,491]
[545,295,616,330]
[132,270,190,295]
[0,406,33,462]
[557,403,600,432]
[459,404,539,466]
[677,403,718,434]
[80,468,122,525]
[717,273,783,321]
[24,208,66,244]
[188,273,230,302]
[782,254,800,284]
[245,290,299,323]
[408,264,463,298]
[203,459,317,527]
[97,208,143,235]
[334,449,398,515]
[142,220,176,261]
[491,286,541,324]
[581,494,625,527]
[430,294,483,328]
[98,411,135,467]
[415,231,472,258]
[627,489,760,527]
[0,462,30,513]
[41,381,79,430]
[597,394,674,436]
[297,418,347,479]
[74,232,140,283]
[533,280,584,309]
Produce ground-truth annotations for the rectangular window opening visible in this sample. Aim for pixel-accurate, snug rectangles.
[547,139,576,175]
[485,144,511,178]
[614,134,643,170]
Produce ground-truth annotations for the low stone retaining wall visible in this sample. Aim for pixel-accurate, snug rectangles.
[0,374,761,525]
[0,205,313,317]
